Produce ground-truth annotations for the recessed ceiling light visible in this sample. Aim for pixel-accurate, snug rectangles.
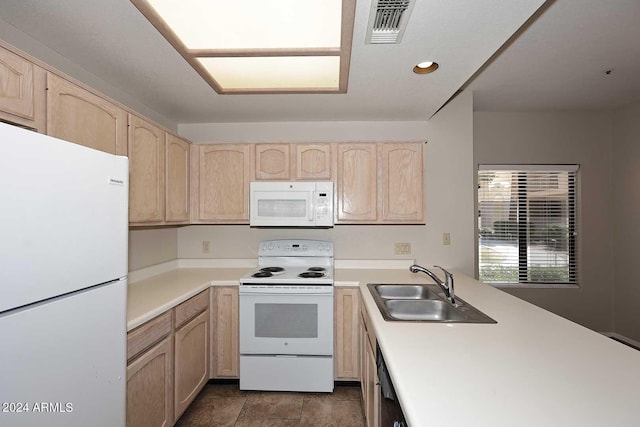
[413,61,439,74]
[130,0,356,94]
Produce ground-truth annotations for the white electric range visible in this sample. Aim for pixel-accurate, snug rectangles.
[239,239,334,392]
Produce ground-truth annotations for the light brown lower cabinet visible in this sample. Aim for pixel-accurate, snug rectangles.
[127,290,210,427]
[360,297,379,427]
[126,336,174,427]
[335,287,360,380]
[174,308,209,419]
[211,287,240,378]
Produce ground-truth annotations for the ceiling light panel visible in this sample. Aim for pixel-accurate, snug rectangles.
[145,0,342,50]
[198,57,340,90]
[131,0,355,94]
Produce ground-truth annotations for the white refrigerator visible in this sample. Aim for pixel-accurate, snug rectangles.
[0,122,128,427]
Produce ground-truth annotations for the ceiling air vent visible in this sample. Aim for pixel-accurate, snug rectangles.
[366,0,415,44]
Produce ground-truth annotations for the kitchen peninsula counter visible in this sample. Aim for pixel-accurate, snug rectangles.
[127,264,640,427]
[356,269,640,427]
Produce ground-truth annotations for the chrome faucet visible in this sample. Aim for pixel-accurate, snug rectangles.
[409,264,456,304]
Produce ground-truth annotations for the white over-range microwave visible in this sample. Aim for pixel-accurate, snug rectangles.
[249,181,334,227]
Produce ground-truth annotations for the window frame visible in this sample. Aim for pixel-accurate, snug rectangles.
[476,164,580,289]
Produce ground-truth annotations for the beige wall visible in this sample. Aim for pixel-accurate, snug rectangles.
[177,91,476,276]
[474,111,614,332]
[129,227,178,271]
[612,102,640,341]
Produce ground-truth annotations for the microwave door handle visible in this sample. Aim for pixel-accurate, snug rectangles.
[308,192,314,221]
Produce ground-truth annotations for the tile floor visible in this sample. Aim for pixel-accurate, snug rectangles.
[175,383,366,427]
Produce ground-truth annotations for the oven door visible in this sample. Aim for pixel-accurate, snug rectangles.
[239,292,333,356]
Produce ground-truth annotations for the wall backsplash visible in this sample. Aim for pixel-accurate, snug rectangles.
[129,227,178,271]
[177,224,455,266]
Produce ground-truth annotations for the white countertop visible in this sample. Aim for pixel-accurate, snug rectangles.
[126,262,408,330]
[127,264,640,427]
[127,267,251,330]
[357,270,640,427]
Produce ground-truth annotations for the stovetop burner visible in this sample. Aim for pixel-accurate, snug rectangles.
[298,271,325,278]
[252,271,273,278]
[307,267,326,272]
[261,266,285,273]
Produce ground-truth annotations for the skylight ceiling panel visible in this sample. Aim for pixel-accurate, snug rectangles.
[145,0,343,50]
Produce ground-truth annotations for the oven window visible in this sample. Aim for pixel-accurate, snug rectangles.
[257,199,307,217]
[255,303,318,338]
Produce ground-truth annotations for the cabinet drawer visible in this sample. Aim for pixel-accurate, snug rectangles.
[127,311,172,362]
[175,289,209,329]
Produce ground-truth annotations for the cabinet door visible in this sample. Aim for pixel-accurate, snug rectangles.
[380,143,424,223]
[360,302,379,427]
[174,309,209,420]
[365,340,379,427]
[212,287,239,378]
[335,287,360,380]
[0,46,45,131]
[165,133,190,223]
[255,143,291,180]
[127,336,173,427]
[294,143,332,180]
[129,114,165,224]
[359,312,368,407]
[47,72,127,155]
[336,144,378,223]
[191,144,251,223]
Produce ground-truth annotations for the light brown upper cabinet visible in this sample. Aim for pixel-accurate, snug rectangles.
[0,46,46,132]
[128,114,165,224]
[254,143,291,180]
[190,144,252,223]
[165,133,190,224]
[336,144,378,222]
[336,142,424,224]
[294,144,333,180]
[255,143,333,181]
[47,72,127,155]
[380,143,424,223]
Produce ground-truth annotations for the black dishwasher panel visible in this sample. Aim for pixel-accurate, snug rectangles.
[377,343,408,427]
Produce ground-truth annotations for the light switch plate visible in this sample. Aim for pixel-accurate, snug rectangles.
[443,233,451,245]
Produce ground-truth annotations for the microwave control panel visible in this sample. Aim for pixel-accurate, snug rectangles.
[314,182,333,224]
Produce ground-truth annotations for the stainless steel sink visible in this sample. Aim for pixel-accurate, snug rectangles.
[384,300,467,321]
[367,283,496,324]
[373,284,439,300]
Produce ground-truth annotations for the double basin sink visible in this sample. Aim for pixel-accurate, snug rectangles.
[368,284,496,323]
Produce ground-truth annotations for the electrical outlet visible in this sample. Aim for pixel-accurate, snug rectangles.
[202,240,210,254]
[394,242,411,255]
[443,233,451,246]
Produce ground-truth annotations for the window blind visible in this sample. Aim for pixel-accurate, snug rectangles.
[477,165,578,285]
